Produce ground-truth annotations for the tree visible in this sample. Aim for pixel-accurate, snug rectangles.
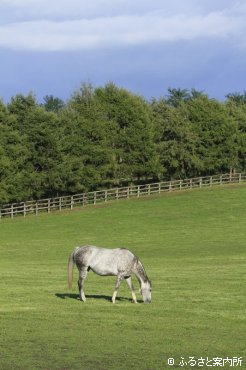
[225,91,246,105]
[0,101,30,203]
[22,106,63,198]
[95,83,160,182]
[8,93,37,128]
[151,99,201,179]
[7,95,63,199]
[58,83,116,192]
[166,88,190,107]
[226,100,246,172]
[186,96,238,174]
[42,95,65,114]
[189,89,208,100]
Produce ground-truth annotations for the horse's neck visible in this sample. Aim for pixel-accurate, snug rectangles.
[134,260,149,286]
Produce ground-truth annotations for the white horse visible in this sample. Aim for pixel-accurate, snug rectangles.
[67,246,152,303]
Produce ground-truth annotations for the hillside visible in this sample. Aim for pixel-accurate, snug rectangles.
[0,185,245,369]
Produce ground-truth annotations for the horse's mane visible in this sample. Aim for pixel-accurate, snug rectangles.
[135,259,150,284]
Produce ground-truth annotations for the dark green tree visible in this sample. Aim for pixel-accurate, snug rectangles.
[95,83,160,182]
[166,88,190,107]
[225,91,246,105]
[0,101,30,203]
[226,100,246,172]
[59,83,116,192]
[151,99,201,178]
[8,93,37,128]
[186,96,238,174]
[22,107,63,198]
[42,95,65,114]
[7,94,63,199]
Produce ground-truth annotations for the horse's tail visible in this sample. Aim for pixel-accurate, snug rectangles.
[67,247,79,289]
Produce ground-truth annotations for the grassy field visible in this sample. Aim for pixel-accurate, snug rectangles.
[0,185,245,370]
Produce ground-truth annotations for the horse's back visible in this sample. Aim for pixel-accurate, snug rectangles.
[73,245,137,275]
[74,245,135,259]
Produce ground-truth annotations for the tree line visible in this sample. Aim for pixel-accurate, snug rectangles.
[0,83,246,205]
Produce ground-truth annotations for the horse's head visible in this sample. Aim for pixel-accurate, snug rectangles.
[140,280,151,303]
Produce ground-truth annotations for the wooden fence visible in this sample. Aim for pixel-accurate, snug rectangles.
[0,173,246,219]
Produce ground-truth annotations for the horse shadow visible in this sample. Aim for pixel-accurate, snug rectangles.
[55,293,133,302]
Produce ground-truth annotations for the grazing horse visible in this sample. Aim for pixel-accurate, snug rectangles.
[67,246,152,303]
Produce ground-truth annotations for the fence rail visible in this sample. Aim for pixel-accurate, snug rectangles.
[1,173,246,219]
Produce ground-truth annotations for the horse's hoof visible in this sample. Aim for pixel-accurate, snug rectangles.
[131,300,138,304]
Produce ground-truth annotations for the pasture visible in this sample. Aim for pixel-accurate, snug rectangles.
[0,185,245,369]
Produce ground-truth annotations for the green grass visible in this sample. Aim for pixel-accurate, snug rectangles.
[0,185,245,369]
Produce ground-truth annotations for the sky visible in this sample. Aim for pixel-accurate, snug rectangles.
[0,0,246,103]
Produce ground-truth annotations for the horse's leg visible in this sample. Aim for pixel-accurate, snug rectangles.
[112,274,124,303]
[78,267,88,302]
[125,276,137,303]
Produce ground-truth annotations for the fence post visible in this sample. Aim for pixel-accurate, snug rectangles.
[11,204,14,219]
[23,203,26,217]
[129,186,132,198]
[169,182,172,191]
[71,196,74,210]
[199,177,202,188]
[105,190,108,203]
[48,199,51,213]
[179,180,182,190]
[239,173,242,183]
[148,184,151,196]
[94,192,96,205]
[210,177,213,186]
[137,185,140,197]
